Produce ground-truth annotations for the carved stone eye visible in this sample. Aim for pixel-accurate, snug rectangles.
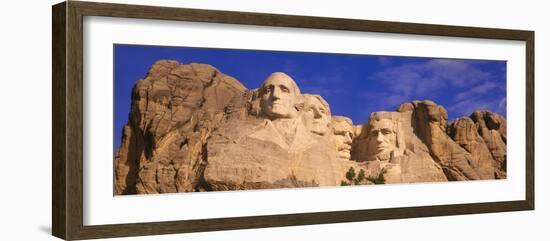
[263,86,274,94]
[381,129,392,135]
[280,86,290,93]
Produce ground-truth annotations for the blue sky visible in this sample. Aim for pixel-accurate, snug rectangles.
[114,44,506,151]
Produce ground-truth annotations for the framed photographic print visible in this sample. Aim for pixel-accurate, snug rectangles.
[52,1,534,240]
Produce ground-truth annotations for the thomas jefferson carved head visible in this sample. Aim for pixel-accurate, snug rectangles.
[259,72,301,119]
[303,94,331,136]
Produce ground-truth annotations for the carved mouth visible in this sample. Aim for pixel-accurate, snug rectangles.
[338,152,351,159]
[376,146,389,152]
[338,146,351,151]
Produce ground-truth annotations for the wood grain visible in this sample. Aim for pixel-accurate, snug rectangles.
[52,2,67,239]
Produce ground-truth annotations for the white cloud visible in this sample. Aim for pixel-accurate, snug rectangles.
[454,81,499,101]
[370,59,494,97]
[447,97,506,121]
[368,59,505,119]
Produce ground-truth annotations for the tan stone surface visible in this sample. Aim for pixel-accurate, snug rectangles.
[114,63,507,195]
[448,111,507,179]
[447,118,499,179]
[400,100,484,180]
[470,111,507,170]
[203,73,346,190]
[114,60,246,195]
[352,110,447,184]
[352,112,405,162]
[331,116,354,161]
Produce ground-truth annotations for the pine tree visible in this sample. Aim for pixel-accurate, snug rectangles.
[345,167,356,182]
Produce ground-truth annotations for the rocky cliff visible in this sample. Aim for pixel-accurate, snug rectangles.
[114,60,507,195]
[114,60,246,194]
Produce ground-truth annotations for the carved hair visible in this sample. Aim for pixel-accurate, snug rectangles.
[259,72,301,97]
[331,115,353,126]
[301,94,331,116]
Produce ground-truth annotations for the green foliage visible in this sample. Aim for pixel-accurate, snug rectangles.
[366,170,386,184]
[354,169,366,185]
[345,167,356,182]
[341,167,387,186]
[341,168,369,186]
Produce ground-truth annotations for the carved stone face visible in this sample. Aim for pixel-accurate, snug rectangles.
[303,95,331,136]
[367,119,397,161]
[259,73,300,119]
[331,117,354,160]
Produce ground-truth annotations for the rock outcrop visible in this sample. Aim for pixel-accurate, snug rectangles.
[448,111,507,179]
[114,61,507,195]
[203,73,346,190]
[114,60,246,194]
[403,100,482,181]
[351,109,448,184]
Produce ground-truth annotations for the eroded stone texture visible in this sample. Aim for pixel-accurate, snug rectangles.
[351,103,507,184]
[115,64,507,195]
[470,111,507,172]
[203,73,346,190]
[447,118,498,179]
[448,111,507,179]
[352,110,447,184]
[402,100,481,181]
[114,60,246,195]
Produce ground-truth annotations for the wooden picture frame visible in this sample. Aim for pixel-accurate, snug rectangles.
[52,1,534,240]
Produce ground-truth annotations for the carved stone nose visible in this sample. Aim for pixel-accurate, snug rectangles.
[376,132,384,141]
[272,87,283,98]
[344,135,352,144]
[313,109,322,118]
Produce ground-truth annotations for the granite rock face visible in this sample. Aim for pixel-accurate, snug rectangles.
[404,100,482,181]
[470,111,507,166]
[114,60,246,194]
[203,73,346,190]
[448,111,507,179]
[348,100,506,183]
[114,61,507,195]
[351,109,448,184]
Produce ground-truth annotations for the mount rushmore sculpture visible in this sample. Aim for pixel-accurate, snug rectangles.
[114,60,507,195]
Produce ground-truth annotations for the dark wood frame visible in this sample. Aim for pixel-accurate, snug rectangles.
[52,1,535,240]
